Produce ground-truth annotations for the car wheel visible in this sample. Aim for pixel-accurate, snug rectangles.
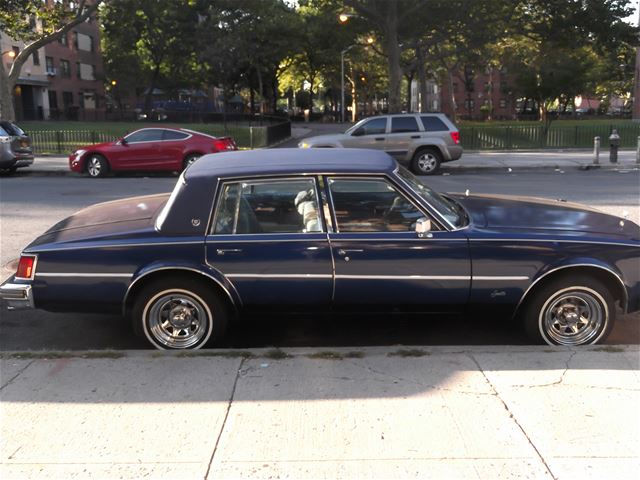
[0,166,17,175]
[86,154,109,178]
[132,277,228,350]
[411,149,442,175]
[182,154,201,170]
[522,276,615,346]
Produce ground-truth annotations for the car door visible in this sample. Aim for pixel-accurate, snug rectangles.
[385,116,422,161]
[111,129,163,170]
[325,176,470,312]
[341,117,388,150]
[205,176,333,309]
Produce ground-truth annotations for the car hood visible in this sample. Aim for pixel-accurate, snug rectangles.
[301,133,350,146]
[450,193,639,239]
[25,194,170,250]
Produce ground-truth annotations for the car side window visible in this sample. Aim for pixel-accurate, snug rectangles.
[329,178,432,233]
[391,116,419,133]
[420,116,449,132]
[212,178,323,235]
[357,118,387,136]
[125,129,164,143]
[163,130,189,141]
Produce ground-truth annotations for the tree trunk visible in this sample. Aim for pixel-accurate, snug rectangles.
[144,63,161,114]
[447,69,457,122]
[384,2,402,113]
[416,46,428,113]
[405,71,414,112]
[256,66,264,115]
[0,61,16,121]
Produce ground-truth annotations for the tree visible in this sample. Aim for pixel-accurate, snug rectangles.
[0,0,103,121]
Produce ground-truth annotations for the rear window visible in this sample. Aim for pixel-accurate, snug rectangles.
[0,122,25,136]
[420,116,449,132]
[163,130,190,140]
[391,116,419,133]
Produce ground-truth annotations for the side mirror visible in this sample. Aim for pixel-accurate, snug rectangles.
[118,137,127,145]
[351,128,364,137]
[415,217,433,238]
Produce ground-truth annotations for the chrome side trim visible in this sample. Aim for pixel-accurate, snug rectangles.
[26,240,203,253]
[514,263,629,317]
[474,276,530,281]
[227,273,332,279]
[336,274,469,280]
[37,272,132,278]
[122,266,239,316]
[470,238,639,248]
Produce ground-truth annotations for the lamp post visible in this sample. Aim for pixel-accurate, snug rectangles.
[340,37,374,123]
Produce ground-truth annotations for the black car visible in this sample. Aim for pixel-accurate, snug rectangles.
[0,121,34,174]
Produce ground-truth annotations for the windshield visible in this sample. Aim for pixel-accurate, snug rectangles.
[395,166,466,229]
[0,122,25,136]
[344,117,369,135]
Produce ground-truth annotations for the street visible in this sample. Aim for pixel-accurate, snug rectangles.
[1,168,638,350]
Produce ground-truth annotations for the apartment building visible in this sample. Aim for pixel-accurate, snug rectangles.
[44,14,104,120]
[1,31,50,120]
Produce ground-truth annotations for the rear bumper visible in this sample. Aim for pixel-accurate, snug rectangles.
[0,278,34,310]
[0,152,34,169]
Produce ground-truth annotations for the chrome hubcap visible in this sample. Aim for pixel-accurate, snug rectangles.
[542,289,605,345]
[417,154,437,172]
[187,156,199,166]
[87,158,101,176]
[147,291,210,349]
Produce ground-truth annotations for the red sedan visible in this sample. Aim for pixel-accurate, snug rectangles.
[69,127,237,177]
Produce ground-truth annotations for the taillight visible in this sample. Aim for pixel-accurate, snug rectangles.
[16,255,36,279]
[450,131,460,145]
[214,138,237,151]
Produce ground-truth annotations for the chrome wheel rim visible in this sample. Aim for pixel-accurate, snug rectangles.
[87,157,101,176]
[145,290,211,349]
[540,287,606,345]
[417,153,437,172]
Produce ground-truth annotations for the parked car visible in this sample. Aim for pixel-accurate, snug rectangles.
[299,113,462,175]
[2,149,638,350]
[69,127,237,177]
[0,120,34,174]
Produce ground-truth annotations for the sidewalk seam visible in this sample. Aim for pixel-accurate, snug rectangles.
[0,359,35,391]
[468,353,558,480]
[204,357,245,479]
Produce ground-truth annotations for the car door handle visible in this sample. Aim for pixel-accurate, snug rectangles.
[374,137,385,141]
[216,248,242,256]
[410,135,421,139]
[337,249,364,255]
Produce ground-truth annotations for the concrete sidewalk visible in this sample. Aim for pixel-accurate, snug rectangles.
[1,346,638,479]
[15,149,638,176]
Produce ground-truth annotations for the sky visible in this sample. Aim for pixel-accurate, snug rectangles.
[625,0,639,25]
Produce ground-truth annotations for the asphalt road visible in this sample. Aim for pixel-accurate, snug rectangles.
[1,169,638,350]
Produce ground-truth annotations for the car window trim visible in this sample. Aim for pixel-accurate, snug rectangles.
[124,128,193,144]
[209,175,326,236]
[324,174,441,234]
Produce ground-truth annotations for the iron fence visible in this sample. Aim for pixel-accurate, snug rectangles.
[459,123,640,150]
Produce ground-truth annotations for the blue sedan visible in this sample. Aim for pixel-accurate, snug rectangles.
[1,149,638,349]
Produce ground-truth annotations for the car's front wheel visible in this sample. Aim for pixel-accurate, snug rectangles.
[411,148,442,175]
[86,154,109,178]
[132,277,228,350]
[522,276,615,346]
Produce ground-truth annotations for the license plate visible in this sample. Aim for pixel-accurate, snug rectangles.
[20,141,28,148]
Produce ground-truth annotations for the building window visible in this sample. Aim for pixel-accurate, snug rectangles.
[499,98,507,108]
[45,56,54,73]
[60,59,71,78]
[32,51,40,65]
[62,91,73,107]
[464,99,475,110]
[59,33,68,46]
[73,31,78,49]
[48,90,58,109]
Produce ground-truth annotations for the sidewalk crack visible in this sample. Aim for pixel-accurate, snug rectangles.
[468,353,557,480]
[0,359,35,392]
[204,357,245,480]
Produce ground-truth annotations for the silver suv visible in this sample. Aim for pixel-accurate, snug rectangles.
[299,113,462,175]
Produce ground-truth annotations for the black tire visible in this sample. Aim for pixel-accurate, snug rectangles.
[522,276,615,346]
[0,166,17,175]
[182,153,202,170]
[131,277,228,350]
[411,148,442,175]
[85,154,109,178]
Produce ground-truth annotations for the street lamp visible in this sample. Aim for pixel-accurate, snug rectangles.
[340,37,374,123]
[2,50,16,59]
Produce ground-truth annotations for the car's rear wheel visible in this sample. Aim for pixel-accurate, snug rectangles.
[86,154,109,178]
[132,277,228,350]
[411,148,442,175]
[182,153,201,170]
[0,166,17,175]
[522,276,615,346]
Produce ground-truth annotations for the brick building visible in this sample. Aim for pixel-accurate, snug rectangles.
[43,13,104,120]
[634,47,640,121]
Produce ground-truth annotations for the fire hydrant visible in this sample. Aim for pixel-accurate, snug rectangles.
[609,129,620,163]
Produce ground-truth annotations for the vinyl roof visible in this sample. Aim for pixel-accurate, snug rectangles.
[185,148,397,179]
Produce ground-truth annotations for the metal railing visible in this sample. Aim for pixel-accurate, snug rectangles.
[459,123,640,150]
